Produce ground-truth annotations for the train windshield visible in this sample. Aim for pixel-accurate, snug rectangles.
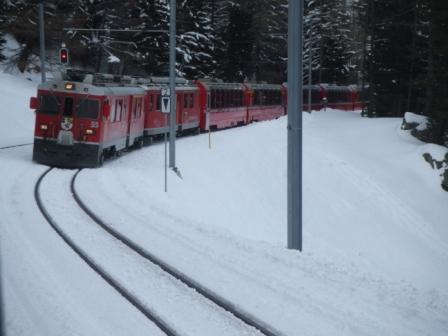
[39,95,59,115]
[76,99,99,119]
[63,97,74,117]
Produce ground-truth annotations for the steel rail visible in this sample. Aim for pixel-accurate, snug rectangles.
[34,168,180,336]
[71,170,284,336]
[0,143,33,150]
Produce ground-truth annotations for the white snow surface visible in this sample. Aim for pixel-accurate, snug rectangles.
[1,74,448,335]
[404,112,429,131]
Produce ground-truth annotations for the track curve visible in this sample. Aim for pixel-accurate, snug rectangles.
[0,143,33,150]
[71,169,284,336]
[34,168,180,336]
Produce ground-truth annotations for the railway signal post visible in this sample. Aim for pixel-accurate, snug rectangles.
[287,0,304,251]
[161,87,171,192]
[38,1,46,83]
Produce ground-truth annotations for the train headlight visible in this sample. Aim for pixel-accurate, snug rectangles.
[65,83,75,90]
[85,129,94,135]
[40,124,48,130]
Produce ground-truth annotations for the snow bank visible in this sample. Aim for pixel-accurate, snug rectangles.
[1,71,448,335]
[76,110,448,335]
[0,73,36,147]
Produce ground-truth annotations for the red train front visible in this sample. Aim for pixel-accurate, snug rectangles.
[30,72,145,168]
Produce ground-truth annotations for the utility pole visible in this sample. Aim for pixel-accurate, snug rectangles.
[169,0,177,169]
[38,1,46,83]
[287,0,304,251]
[0,250,4,336]
[308,33,313,113]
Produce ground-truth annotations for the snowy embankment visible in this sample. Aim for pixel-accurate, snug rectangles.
[0,73,36,147]
[1,74,448,335]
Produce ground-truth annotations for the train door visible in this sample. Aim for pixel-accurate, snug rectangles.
[126,97,134,147]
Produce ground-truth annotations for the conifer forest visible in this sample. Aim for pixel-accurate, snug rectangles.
[0,0,447,144]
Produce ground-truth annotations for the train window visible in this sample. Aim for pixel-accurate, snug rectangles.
[149,95,154,111]
[233,90,238,107]
[136,98,142,118]
[156,95,161,111]
[210,90,216,109]
[218,90,223,108]
[123,101,127,120]
[190,93,194,108]
[63,97,74,117]
[133,98,139,118]
[39,95,59,115]
[215,91,219,109]
[115,100,123,122]
[224,90,229,108]
[77,99,99,119]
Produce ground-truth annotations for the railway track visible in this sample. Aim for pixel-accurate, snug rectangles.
[0,143,33,150]
[35,168,284,336]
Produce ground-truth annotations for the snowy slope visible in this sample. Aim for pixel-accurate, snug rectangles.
[1,75,448,336]
[0,73,36,147]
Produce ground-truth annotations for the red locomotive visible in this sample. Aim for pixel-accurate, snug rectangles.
[30,69,365,168]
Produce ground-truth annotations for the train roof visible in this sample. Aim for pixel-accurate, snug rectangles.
[244,83,282,90]
[38,80,146,96]
[282,83,324,90]
[196,78,245,90]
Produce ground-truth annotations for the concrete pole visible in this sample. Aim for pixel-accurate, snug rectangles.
[169,0,176,168]
[287,0,304,251]
[38,1,46,83]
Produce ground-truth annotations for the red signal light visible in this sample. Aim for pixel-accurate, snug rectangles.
[59,48,69,64]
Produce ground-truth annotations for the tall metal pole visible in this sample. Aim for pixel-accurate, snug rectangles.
[0,248,5,336]
[308,34,313,113]
[287,0,304,251]
[168,0,176,168]
[38,1,46,83]
[164,114,168,192]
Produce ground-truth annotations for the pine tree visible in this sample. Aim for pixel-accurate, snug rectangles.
[177,0,216,79]
[132,0,170,76]
[214,0,287,83]
[366,0,417,117]
[304,0,323,84]
[316,0,352,84]
[217,2,255,82]
[423,0,448,144]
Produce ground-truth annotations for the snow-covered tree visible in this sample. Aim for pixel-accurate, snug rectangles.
[175,0,216,78]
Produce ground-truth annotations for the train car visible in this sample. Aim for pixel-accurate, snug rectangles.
[301,85,327,111]
[30,72,146,168]
[141,77,200,141]
[348,85,366,110]
[29,68,367,169]
[320,84,356,111]
[245,83,284,122]
[282,84,326,112]
[196,79,247,130]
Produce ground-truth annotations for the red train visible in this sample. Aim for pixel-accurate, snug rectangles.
[30,69,364,168]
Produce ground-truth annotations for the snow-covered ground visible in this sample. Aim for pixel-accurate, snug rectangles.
[1,73,447,335]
